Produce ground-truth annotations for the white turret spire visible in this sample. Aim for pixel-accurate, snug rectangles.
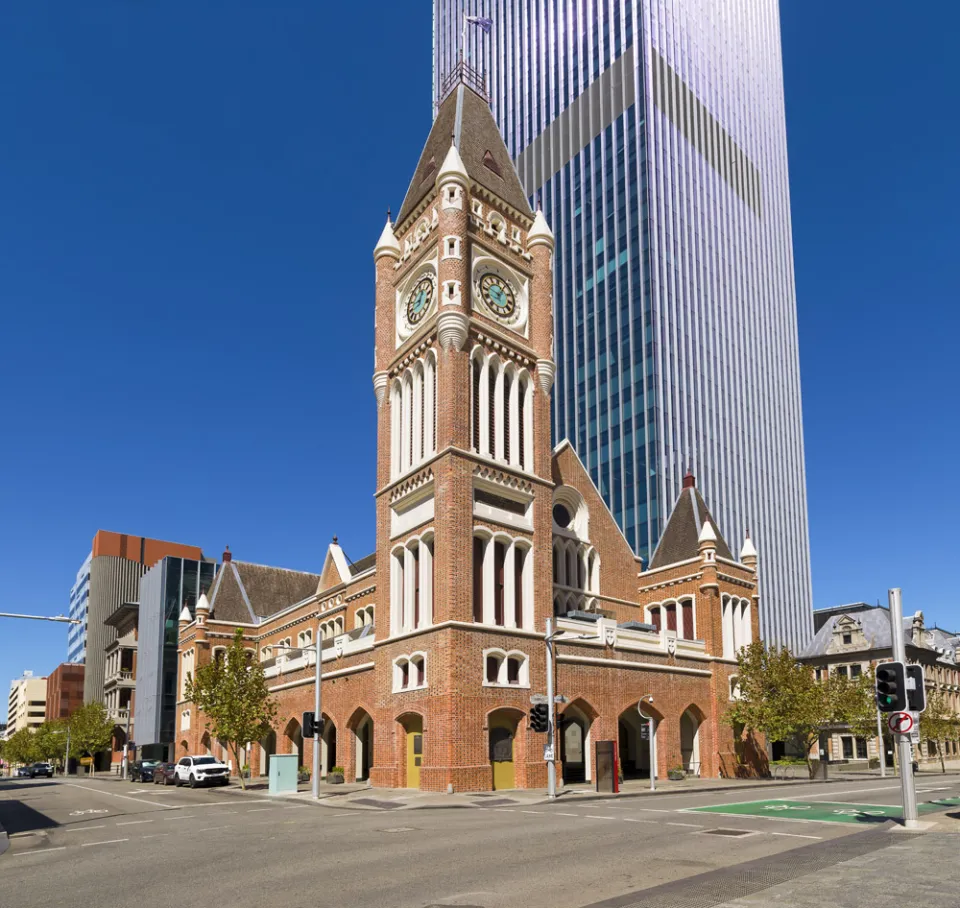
[374,215,401,261]
[527,206,555,250]
[437,139,468,185]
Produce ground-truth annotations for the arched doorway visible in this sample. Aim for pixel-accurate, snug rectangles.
[259,729,277,777]
[399,714,424,789]
[680,708,702,775]
[559,700,595,784]
[618,704,658,779]
[349,709,374,782]
[200,732,212,755]
[488,709,519,790]
[321,715,337,777]
[285,718,304,768]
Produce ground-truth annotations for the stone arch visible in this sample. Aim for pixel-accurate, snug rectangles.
[347,707,374,783]
[559,697,599,784]
[180,739,189,755]
[618,700,664,780]
[680,704,707,776]
[259,728,277,778]
[320,713,337,777]
[284,717,304,767]
[486,706,524,791]
[200,731,212,755]
[396,710,425,790]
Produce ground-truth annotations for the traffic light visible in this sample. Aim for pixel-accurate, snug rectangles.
[876,661,906,712]
[529,703,549,733]
[906,664,926,713]
[303,711,315,737]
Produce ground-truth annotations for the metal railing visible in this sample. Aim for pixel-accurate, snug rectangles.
[438,59,488,104]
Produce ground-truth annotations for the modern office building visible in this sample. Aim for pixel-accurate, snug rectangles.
[45,663,85,720]
[433,1,812,649]
[80,531,205,705]
[67,553,91,664]
[136,554,217,760]
[7,672,48,735]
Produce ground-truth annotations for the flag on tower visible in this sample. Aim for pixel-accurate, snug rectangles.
[466,15,493,33]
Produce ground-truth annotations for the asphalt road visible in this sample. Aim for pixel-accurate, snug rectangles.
[1,775,958,908]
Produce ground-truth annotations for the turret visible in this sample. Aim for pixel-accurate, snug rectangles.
[698,517,717,563]
[740,531,758,570]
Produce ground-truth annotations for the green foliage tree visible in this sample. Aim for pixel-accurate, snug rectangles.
[186,628,278,790]
[921,688,960,774]
[727,641,878,777]
[33,720,69,766]
[67,702,115,775]
[4,728,40,767]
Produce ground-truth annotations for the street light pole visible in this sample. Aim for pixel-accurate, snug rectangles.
[545,618,558,799]
[312,629,322,800]
[638,696,656,791]
[888,588,919,828]
[0,612,81,624]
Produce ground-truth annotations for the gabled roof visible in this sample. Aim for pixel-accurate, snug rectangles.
[207,560,321,624]
[647,475,733,569]
[396,81,533,226]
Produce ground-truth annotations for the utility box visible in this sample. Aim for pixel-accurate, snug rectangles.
[268,753,298,795]
[595,740,619,793]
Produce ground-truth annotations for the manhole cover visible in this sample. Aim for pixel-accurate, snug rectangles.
[351,798,402,809]
[700,828,754,837]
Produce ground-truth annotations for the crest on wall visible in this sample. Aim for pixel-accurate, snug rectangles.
[334,637,345,659]
[603,624,618,648]
[666,633,677,656]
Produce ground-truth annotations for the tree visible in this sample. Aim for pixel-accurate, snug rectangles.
[33,720,69,766]
[186,628,278,790]
[921,688,960,774]
[67,702,115,774]
[727,641,877,777]
[3,728,40,767]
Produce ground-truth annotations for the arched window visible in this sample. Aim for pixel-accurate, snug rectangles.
[391,536,434,635]
[681,600,694,640]
[473,532,532,629]
[393,653,428,692]
[391,350,438,479]
[180,709,191,731]
[482,649,529,687]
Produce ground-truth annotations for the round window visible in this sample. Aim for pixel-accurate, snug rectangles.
[553,504,572,528]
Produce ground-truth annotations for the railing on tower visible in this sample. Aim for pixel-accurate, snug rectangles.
[438,58,489,106]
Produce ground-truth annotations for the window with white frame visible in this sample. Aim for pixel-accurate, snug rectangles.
[393,653,427,692]
[180,648,195,699]
[180,709,191,730]
[260,645,273,662]
[721,596,753,659]
[297,629,313,649]
[729,676,742,700]
[470,348,534,470]
[551,486,600,616]
[472,531,532,629]
[390,534,434,635]
[482,649,529,687]
[354,605,375,629]
[390,349,437,479]
[646,598,696,640]
[319,618,344,640]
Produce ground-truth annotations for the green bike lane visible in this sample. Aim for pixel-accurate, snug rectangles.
[687,794,960,825]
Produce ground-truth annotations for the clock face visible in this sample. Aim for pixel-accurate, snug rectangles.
[406,276,434,325]
[479,273,516,318]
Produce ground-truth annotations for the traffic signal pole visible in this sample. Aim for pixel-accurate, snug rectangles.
[545,617,557,800]
[888,588,919,828]
[313,631,322,800]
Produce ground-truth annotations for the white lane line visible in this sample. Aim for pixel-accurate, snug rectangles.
[668,822,704,828]
[782,785,900,801]
[63,825,106,833]
[81,838,129,847]
[63,783,175,810]
[11,847,68,856]
[142,833,169,839]
[556,812,581,817]
[622,818,655,824]
[196,825,232,833]
[680,810,846,828]
[331,813,356,817]
[162,815,196,821]
[116,820,153,827]
[585,815,617,820]
[520,810,544,814]
[246,807,277,813]
[495,809,515,813]
[634,808,672,813]
[771,831,823,840]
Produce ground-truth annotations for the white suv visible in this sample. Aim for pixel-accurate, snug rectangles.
[173,755,230,788]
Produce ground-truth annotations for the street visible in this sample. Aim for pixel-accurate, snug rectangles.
[1,775,958,907]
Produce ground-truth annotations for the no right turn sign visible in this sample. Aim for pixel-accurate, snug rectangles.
[888,711,914,735]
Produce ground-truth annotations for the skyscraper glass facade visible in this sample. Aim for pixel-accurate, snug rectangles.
[434,0,812,650]
[67,552,91,664]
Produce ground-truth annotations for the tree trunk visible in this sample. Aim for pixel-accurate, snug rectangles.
[940,742,945,774]
[233,744,245,790]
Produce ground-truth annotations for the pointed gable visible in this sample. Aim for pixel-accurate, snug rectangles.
[207,560,321,624]
[648,474,733,569]
[396,81,533,226]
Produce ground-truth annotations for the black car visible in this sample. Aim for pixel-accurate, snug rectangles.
[128,760,159,783]
[152,762,176,786]
[27,762,54,778]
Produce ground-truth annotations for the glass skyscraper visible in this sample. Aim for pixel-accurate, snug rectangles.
[434,0,812,650]
[67,552,91,664]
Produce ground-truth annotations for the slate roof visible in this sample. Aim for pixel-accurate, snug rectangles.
[348,553,376,577]
[396,82,533,226]
[207,560,321,625]
[647,480,733,569]
[800,607,959,664]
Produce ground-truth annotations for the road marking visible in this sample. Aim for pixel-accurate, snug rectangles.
[585,815,616,820]
[556,812,581,817]
[247,807,277,812]
[495,808,515,813]
[63,825,106,832]
[667,822,704,828]
[520,810,544,814]
[635,808,672,813]
[782,785,900,801]
[331,813,356,817]
[771,831,823,840]
[63,783,175,810]
[11,847,67,856]
[196,825,232,833]
[116,820,153,826]
[142,833,169,839]
[162,815,196,821]
[621,818,655,824]
[81,838,129,847]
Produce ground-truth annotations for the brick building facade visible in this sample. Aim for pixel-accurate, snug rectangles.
[45,663,85,721]
[176,72,764,791]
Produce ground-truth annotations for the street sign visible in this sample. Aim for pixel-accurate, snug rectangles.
[554,695,568,704]
[909,731,921,744]
[640,724,650,741]
[888,712,914,735]
[530,694,548,705]
[543,744,555,761]
[79,756,93,766]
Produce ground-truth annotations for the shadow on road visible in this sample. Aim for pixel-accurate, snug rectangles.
[0,799,59,836]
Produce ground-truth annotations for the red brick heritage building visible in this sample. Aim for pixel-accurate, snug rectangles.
[176,71,763,791]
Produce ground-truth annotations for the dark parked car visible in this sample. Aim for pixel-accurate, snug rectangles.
[15,766,31,778]
[152,762,176,786]
[27,763,54,778]
[128,760,159,783]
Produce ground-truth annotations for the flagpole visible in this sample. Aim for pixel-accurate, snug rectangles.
[461,13,467,64]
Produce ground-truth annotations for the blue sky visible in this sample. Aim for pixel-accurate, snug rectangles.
[1,3,957,718]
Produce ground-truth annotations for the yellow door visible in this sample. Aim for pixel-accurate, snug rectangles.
[490,720,515,790]
[406,717,423,789]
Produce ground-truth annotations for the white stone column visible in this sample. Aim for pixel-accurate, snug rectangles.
[390,552,402,636]
[494,364,505,461]
[479,357,491,456]
[523,381,534,470]
[412,366,423,466]
[390,383,401,479]
[508,372,520,466]
[424,355,435,455]
[403,546,416,632]
[521,548,533,630]
[400,377,411,472]
[483,538,495,625]
[504,541,517,628]
[419,541,433,627]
